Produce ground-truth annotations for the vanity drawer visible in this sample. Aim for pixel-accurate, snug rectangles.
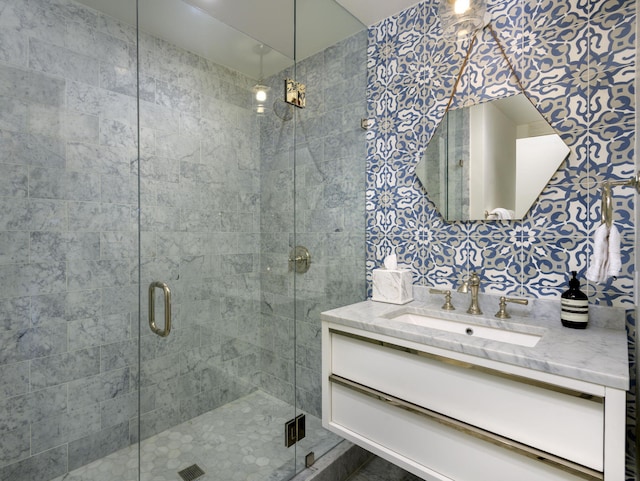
[329,382,589,481]
[330,331,604,471]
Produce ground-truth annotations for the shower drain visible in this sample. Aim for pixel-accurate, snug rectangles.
[178,464,205,481]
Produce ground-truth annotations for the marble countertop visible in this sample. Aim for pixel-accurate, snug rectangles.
[321,299,630,390]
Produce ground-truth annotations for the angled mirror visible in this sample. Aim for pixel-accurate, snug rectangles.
[416,93,570,221]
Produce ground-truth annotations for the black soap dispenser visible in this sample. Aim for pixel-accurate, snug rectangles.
[561,271,589,329]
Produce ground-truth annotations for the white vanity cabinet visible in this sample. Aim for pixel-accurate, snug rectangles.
[322,322,627,481]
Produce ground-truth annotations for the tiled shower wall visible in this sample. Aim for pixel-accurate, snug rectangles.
[0,0,262,478]
[259,32,368,417]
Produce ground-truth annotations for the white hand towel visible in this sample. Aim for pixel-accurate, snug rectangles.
[607,224,621,278]
[586,223,610,284]
[488,208,514,220]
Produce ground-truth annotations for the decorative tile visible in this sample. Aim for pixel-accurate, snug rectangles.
[366,0,635,306]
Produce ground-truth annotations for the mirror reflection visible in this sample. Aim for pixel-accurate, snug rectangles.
[416,94,570,221]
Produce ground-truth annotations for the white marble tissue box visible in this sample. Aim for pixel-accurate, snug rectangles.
[372,268,413,304]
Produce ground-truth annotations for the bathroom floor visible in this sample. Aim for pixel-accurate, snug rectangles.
[51,390,340,481]
[346,456,423,481]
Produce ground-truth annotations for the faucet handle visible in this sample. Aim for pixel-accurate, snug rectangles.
[495,296,529,319]
[429,288,455,310]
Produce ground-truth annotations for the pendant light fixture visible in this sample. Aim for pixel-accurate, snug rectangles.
[439,0,487,38]
[252,44,271,115]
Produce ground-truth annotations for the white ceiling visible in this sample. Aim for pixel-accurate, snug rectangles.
[336,0,424,27]
[76,0,422,78]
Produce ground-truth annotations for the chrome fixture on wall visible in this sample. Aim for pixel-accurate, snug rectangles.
[285,78,306,108]
[289,246,311,273]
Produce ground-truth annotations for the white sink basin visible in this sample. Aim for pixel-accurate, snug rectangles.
[388,312,542,347]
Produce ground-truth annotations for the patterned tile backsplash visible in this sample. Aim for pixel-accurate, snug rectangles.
[365,0,636,307]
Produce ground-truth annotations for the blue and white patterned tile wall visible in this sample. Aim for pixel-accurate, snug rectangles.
[366,1,637,476]
[366,0,636,307]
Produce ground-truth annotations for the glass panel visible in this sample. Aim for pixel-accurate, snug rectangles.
[133,2,303,481]
[0,0,367,479]
[0,0,140,480]
[291,0,367,473]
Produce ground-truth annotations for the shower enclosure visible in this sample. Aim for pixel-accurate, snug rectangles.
[0,0,367,479]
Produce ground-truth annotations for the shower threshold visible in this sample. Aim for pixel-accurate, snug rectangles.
[51,390,341,481]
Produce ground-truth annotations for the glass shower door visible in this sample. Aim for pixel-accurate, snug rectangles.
[290,0,368,473]
[136,1,300,480]
[0,0,141,479]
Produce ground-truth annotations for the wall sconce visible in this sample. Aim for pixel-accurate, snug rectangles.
[252,44,271,115]
[439,0,487,38]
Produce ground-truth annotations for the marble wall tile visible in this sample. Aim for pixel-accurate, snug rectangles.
[30,109,99,144]
[0,361,29,400]
[30,232,100,263]
[0,30,28,67]
[68,368,130,410]
[30,347,101,390]
[68,202,132,232]
[0,164,28,198]
[0,384,67,433]
[100,391,140,429]
[0,422,29,466]
[64,289,102,321]
[0,96,28,132]
[0,322,68,364]
[29,294,65,326]
[68,314,131,351]
[0,130,65,169]
[65,20,132,67]
[0,445,67,481]
[31,404,101,454]
[66,141,134,176]
[99,118,137,149]
[67,259,131,290]
[0,261,66,298]
[0,232,29,265]
[67,421,129,471]
[29,38,99,86]
[29,167,101,201]
[0,65,65,107]
[67,81,137,126]
[100,339,137,373]
[139,100,181,132]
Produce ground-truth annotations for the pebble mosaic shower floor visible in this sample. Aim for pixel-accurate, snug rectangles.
[51,391,340,481]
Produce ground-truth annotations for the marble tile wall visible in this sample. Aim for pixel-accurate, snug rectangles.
[0,0,263,478]
[259,32,368,418]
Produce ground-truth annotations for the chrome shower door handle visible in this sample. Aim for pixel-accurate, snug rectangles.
[148,281,171,337]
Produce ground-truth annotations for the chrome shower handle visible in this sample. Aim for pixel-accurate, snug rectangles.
[148,281,171,337]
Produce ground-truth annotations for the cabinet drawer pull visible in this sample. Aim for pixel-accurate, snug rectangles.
[330,329,603,402]
[329,374,603,481]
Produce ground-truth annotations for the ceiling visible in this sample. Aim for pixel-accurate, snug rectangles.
[76,0,422,78]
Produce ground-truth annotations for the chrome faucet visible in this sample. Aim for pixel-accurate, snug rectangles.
[457,271,482,315]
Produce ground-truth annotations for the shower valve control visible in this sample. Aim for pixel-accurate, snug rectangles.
[288,246,311,274]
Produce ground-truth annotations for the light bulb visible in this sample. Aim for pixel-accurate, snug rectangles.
[454,0,470,14]
[255,89,267,102]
